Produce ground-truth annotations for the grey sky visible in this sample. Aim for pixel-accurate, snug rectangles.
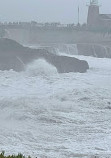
[0,0,111,24]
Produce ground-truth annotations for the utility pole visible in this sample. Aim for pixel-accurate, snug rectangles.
[78,6,80,25]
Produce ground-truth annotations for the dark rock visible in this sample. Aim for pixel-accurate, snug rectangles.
[0,38,24,51]
[0,38,89,73]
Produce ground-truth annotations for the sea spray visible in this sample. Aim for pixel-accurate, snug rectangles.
[27,44,78,56]
[0,56,111,157]
[25,59,58,77]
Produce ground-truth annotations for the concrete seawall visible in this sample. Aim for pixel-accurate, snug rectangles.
[4,27,111,58]
[5,28,111,45]
[77,43,111,58]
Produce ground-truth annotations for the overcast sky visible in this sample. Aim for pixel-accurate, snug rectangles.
[0,0,111,24]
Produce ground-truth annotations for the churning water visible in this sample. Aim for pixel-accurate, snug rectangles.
[0,48,111,158]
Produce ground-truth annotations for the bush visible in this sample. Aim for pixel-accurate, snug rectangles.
[0,152,31,158]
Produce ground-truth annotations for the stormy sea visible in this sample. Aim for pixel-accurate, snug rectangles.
[0,45,111,158]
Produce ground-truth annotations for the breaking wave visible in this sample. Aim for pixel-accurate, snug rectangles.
[28,43,78,56]
[25,59,58,77]
[0,53,111,157]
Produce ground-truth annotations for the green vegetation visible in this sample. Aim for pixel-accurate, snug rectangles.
[0,151,31,158]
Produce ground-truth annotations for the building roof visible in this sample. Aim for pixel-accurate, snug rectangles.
[100,14,111,20]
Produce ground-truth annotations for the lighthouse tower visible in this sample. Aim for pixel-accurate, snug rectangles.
[87,0,100,28]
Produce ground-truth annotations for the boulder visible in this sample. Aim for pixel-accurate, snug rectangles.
[0,38,89,73]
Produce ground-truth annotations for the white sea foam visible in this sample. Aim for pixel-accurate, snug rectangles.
[0,53,111,158]
[25,59,58,77]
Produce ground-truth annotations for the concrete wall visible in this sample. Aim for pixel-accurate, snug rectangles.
[4,27,111,58]
[5,28,111,45]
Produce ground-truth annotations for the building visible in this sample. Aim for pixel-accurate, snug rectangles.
[87,0,111,29]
